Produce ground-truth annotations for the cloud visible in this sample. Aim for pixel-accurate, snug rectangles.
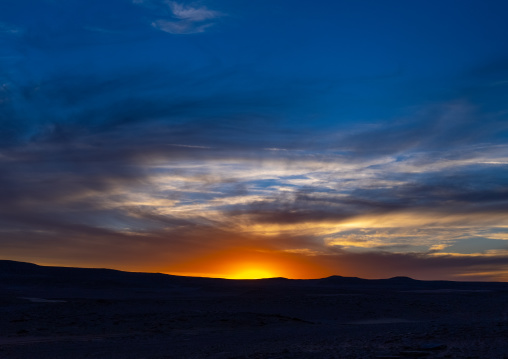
[168,2,220,21]
[2,52,508,279]
[150,1,223,34]
[315,249,508,281]
[151,19,213,34]
[332,100,508,158]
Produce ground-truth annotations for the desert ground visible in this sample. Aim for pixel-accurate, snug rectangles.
[1,260,508,359]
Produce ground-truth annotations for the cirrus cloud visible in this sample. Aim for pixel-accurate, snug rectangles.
[147,1,224,35]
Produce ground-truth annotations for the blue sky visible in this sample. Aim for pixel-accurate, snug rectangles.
[1,0,508,280]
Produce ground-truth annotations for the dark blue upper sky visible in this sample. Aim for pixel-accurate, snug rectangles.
[3,0,508,131]
[1,0,508,280]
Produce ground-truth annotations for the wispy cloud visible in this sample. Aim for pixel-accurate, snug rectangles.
[151,19,213,34]
[2,50,508,279]
[169,2,220,21]
[149,1,224,34]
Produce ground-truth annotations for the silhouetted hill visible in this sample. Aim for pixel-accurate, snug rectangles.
[0,260,220,289]
[1,260,507,293]
[316,275,369,285]
[385,276,418,283]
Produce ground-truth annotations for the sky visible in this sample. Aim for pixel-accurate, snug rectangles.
[1,0,508,281]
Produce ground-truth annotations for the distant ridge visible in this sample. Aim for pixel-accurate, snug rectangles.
[0,260,41,274]
[0,260,401,283]
[384,276,419,283]
[0,260,506,291]
[0,259,218,289]
[316,275,369,284]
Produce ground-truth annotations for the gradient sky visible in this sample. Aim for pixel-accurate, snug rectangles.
[2,0,508,280]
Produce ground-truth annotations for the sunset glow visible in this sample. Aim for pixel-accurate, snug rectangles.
[159,247,333,280]
[224,267,277,280]
[2,1,508,281]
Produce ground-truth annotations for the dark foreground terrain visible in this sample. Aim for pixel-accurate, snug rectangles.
[1,261,508,359]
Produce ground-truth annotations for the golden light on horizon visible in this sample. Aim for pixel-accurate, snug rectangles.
[163,247,332,280]
[223,266,277,279]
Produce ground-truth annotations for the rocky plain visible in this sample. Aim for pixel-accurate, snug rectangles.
[1,260,508,359]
